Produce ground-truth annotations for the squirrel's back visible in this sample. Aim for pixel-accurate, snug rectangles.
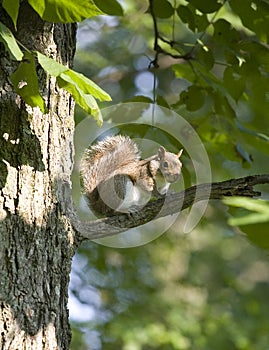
[80,135,140,195]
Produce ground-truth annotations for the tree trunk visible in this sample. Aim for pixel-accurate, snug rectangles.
[0,2,76,349]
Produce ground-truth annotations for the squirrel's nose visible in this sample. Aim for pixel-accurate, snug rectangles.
[167,173,180,183]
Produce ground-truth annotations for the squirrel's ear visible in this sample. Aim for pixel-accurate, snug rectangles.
[177,149,183,158]
[158,146,166,159]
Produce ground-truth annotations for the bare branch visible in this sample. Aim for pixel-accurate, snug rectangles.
[60,174,269,242]
[147,0,228,66]
[148,0,192,68]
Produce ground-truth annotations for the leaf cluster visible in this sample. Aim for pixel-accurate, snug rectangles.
[74,0,269,168]
[0,0,124,122]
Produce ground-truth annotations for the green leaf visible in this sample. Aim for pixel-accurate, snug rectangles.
[93,0,123,16]
[223,67,245,101]
[190,61,236,118]
[239,41,269,71]
[213,19,239,44]
[37,52,111,123]
[180,85,206,111]
[63,69,111,102]
[197,47,214,70]
[173,63,196,82]
[156,95,170,109]
[36,52,68,76]
[224,197,269,225]
[194,12,209,32]
[126,95,153,103]
[10,52,46,112]
[150,0,174,19]
[37,52,111,102]
[212,92,236,119]
[27,0,103,23]
[239,223,269,249]
[188,0,222,13]
[57,75,102,125]
[0,22,23,61]
[177,5,195,27]
[191,61,222,87]
[177,4,209,32]
[230,0,269,43]
[3,0,20,28]
[223,197,269,249]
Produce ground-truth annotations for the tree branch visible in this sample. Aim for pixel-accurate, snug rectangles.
[148,0,192,68]
[61,174,269,242]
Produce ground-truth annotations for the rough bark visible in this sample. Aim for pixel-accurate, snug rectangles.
[0,2,76,349]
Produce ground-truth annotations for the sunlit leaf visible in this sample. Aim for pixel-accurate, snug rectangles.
[225,195,269,225]
[173,63,196,82]
[37,52,111,123]
[224,197,269,214]
[10,52,46,112]
[37,52,111,102]
[28,0,103,23]
[64,69,111,103]
[57,74,102,125]
[0,22,23,61]
[3,0,20,28]
[223,197,269,248]
[36,52,67,75]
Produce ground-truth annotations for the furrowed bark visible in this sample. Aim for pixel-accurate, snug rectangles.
[0,2,76,349]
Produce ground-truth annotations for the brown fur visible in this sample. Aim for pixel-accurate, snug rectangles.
[80,135,183,216]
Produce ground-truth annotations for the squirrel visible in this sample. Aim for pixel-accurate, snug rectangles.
[80,135,183,217]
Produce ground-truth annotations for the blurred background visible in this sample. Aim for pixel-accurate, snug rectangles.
[69,0,269,348]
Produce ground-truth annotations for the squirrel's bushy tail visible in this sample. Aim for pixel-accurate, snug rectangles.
[80,135,140,194]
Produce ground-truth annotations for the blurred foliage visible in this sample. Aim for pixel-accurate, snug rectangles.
[70,210,269,350]
[224,197,269,249]
[70,0,269,349]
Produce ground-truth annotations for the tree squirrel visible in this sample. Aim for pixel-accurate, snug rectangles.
[80,135,183,216]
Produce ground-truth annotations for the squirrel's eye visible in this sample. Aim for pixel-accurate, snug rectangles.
[163,161,168,168]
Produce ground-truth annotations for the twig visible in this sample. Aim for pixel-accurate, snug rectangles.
[148,0,228,67]
[148,0,192,68]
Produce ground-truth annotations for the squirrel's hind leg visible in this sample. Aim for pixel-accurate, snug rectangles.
[116,178,151,213]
